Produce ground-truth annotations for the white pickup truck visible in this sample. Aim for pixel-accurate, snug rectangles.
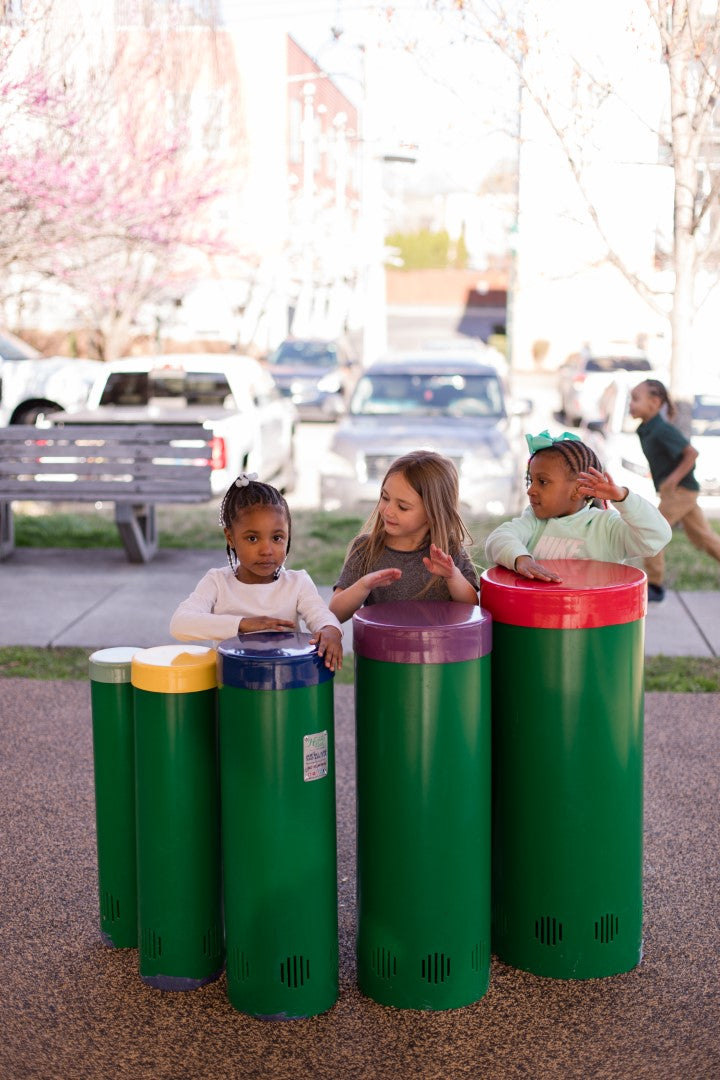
[50,352,298,495]
[0,328,103,424]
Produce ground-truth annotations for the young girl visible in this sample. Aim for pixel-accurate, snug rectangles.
[630,378,720,601]
[170,473,343,670]
[484,430,671,582]
[329,450,479,623]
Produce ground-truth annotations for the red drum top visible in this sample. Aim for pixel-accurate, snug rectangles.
[480,560,646,630]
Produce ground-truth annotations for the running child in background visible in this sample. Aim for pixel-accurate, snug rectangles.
[630,378,720,602]
[170,473,343,670]
[484,431,671,582]
[329,450,479,623]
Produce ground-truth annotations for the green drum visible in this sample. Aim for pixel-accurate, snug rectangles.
[132,645,223,990]
[88,647,140,949]
[353,601,492,1011]
[481,560,646,979]
[217,632,338,1019]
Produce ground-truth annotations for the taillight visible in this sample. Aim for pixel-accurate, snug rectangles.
[210,436,226,470]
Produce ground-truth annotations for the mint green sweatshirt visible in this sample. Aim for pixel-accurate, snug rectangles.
[485,492,672,570]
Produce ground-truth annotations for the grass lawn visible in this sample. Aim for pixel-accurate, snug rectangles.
[0,645,716,691]
[12,502,720,588]
[6,503,719,692]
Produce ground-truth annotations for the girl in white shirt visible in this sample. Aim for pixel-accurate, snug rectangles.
[170,473,343,671]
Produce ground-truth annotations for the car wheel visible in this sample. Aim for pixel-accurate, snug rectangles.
[13,404,52,425]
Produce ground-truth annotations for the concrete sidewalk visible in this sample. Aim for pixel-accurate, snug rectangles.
[1,547,718,656]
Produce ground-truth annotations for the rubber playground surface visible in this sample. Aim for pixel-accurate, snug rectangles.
[1,678,718,1080]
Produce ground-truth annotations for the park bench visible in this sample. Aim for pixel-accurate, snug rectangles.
[0,422,215,563]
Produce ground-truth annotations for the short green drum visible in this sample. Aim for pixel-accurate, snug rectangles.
[353,601,492,1011]
[89,647,140,949]
[132,645,223,991]
[481,560,646,979]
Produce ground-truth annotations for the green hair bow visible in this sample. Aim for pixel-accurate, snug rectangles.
[525,430,581,454]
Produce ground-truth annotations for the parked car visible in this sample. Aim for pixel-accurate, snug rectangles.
[319,352,531,517]
[265,337,361,421]
[587,373,720,515]
[558,346,653,427]
[48,353,297,496]
[0,328,103,424]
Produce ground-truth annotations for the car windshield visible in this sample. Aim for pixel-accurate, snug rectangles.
[692,394,720,436]
[99,370,231,407]
[268,341,338,368]
[350,372,505,418]
[0,332,39,362]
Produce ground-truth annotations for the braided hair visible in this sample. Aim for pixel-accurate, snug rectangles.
[641,378,676,420]
[526,438,606,508]
[219,474,291,570]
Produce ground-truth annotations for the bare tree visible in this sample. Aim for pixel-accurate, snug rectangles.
[427,0,720,425]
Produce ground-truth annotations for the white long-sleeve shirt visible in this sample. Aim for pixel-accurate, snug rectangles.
[170,565,342,645]
[485,492,672,570]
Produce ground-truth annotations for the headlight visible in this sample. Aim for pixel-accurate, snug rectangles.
[321,449,359,480]
[317,374,342,393]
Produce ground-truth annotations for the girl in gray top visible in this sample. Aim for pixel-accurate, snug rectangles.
[329,450,479,623]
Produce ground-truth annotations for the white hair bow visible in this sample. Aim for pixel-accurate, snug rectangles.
[235,472,259,487]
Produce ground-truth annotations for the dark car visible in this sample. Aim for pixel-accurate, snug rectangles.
[265,338,360,421]
[319,352,531,517]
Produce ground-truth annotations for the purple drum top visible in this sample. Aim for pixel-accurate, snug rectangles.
[352,600,491,664]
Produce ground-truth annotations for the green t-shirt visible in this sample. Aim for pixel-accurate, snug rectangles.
[637,413,699,492]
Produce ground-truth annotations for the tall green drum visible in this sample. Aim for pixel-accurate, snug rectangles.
[132,645,223,990]
[353,600,492,1011]
[481,560,646,979]
[217,632,338,1019]
[89,646,140,949]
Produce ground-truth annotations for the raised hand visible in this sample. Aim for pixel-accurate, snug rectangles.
[422,543,454,578]
[361,567,402,590]
[577,466,627,504]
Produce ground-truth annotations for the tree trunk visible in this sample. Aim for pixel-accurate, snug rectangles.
[667,6,697,436]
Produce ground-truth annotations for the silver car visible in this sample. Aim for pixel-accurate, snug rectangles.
[319,354,530,517]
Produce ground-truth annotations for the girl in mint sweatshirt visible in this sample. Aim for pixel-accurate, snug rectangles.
[485,431,671,582]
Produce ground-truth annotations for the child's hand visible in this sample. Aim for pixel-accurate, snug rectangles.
[577,467,628,504]
[422,544,454,578]
[362,568,402,590]
[310,626,343,671]
[238,616,296,634]
[514,555,563,582]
